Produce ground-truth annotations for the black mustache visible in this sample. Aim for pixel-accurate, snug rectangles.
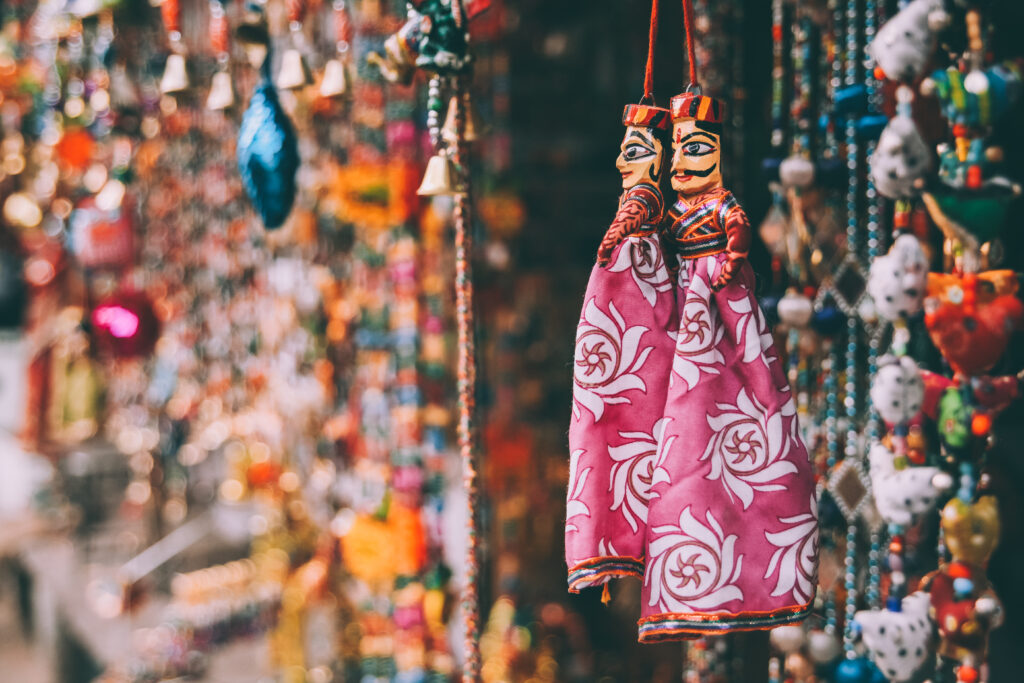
[673,164,718,178]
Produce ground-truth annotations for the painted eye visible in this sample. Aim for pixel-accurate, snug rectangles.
[683,141,715,156]
[623,144,654,161]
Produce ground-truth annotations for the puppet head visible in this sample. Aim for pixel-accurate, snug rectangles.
[669,92,725,196]
[867,233,929,321]
[617,104,670,191]
[854,592,933,683]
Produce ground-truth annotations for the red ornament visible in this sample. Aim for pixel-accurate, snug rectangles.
[925,271,1024,377]
[971,412,992,437]
[91,291,160,358]
[957,665,979,683]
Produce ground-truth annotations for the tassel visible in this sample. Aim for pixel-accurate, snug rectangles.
[601,583,612,604]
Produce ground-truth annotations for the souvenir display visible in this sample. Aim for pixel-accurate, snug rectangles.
[3,0,1024,681]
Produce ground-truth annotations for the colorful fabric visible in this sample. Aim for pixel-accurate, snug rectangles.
[567,231,678,590]
[567,205,817,641]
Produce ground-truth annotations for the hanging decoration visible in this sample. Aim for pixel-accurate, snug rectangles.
[236,2,300,230]
[567,0,817,644]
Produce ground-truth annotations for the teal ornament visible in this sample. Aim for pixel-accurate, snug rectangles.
[835,658,874,683]
[238,55,299,230]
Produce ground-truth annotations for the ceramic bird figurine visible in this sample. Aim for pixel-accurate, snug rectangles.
[237,7,300,230]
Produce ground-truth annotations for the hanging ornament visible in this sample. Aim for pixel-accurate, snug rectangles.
[923,496,1003,662]
[236,3,300,230]
[320,0,353,98]
[853,592,933,683]
[276,0,312,90]
[870,87,931,200]
[924,270,1023,377]
[868,0,947,84]
[867,442,941,526]
[91,291,160,359]
[866,233,928,322]
[207,0,234,110]
[159,0,189,95]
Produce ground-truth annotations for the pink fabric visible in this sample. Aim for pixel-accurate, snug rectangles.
[567,233,678,587]
[567,244,818,641]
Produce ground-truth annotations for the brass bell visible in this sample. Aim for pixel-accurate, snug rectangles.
[442,95,481,144]
[206,70,235,111]
[276,48,312,90]
[160,53,189,95]
[319,58,348,98]
[417,152,457,196]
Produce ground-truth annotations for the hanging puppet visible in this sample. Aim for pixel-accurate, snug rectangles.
[566,0,678,596]
[567,0,817,642]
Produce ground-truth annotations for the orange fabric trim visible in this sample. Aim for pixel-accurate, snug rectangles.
[637,600,813,625]
[569,555,644,571]
[638,622,787,640]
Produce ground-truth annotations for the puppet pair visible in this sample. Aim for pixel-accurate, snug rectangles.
[566,94,817,642]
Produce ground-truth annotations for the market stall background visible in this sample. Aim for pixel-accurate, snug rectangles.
[1,0,1024,682]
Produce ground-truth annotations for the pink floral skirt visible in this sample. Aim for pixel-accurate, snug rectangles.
[567,247,818,642]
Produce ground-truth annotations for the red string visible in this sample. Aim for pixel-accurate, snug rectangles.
[681,0,699,87]
[643,0,659,102]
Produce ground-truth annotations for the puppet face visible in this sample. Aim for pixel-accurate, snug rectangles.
[616,125,664,190]
[670,119,722,196]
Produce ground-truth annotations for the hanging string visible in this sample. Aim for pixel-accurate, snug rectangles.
[681,0,699,87]
[448,2,482,681]
[643,0,660,102]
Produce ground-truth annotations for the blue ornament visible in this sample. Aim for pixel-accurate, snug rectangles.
[835,657,873,683]
[953,577,974,598]
[760,295,780,327]
[812,305,846,337]
[238,58,299,230]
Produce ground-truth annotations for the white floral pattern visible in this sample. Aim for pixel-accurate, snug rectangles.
[701,387,799,509]
[565,449,591,534]
[763,494,819,604]
[672,258,725,390]
[609,417,676,533]
[607,235,673,308]
[727,294,775,365]
[647,507,744,612]
[572,298,653,422]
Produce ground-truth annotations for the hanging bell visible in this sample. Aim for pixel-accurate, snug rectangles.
[160,53,189,95]
[276,48,312,91]
[319,58,348,98]
[417,152,456,196]
[441,95,482,144]
[206,70,235,111]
